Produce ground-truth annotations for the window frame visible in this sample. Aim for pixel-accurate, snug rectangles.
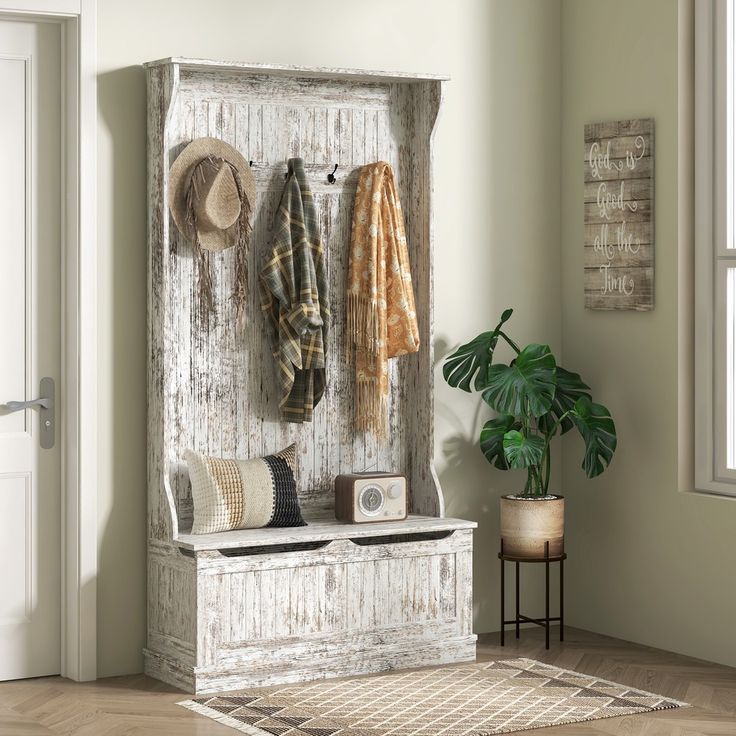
[695,0,736,493]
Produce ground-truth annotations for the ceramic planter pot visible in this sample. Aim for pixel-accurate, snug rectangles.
[499,494,565,558]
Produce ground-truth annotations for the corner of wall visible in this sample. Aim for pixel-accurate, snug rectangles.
[677,0,695,493]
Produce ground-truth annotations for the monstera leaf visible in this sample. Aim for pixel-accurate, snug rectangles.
[442,309,513,392]
[480,414,519,469]
[570,396,617,477]
[442,331,498,392]
[502,430,545,470]
[482,344,557,417]
[538,367,591,435]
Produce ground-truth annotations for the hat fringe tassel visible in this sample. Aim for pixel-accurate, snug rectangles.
[230,164,252,330]
[185,155,253,330]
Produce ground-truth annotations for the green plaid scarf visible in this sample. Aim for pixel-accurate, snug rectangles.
[260,158,329,423]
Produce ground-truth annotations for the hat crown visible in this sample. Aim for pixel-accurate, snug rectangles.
[168,137,255,253]
[193,158,241,231]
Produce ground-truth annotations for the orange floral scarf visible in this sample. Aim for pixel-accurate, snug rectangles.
[347,162,420,436]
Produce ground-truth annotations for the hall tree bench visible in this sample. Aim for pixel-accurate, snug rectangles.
[143,57,476,694]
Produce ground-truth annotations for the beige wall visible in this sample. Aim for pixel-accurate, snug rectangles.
[435,1,562,635]
[560,0,736,669]
[97,0,563,676]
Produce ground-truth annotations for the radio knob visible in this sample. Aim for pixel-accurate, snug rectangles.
[387,482,402,500]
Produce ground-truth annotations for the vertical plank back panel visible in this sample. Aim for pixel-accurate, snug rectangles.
[148,63,444,535]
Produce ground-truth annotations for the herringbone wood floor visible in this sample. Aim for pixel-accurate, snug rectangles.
[1,627,734,735]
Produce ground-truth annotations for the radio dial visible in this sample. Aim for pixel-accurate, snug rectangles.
[387,482,402,500]
[358,484,385,516]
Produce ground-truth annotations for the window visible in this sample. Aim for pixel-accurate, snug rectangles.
[695,0,736,492]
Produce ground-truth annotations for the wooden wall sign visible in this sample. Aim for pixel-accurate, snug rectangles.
[584,118,654,310]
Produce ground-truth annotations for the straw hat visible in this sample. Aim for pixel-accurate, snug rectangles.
[168,137,256,252]
[168,138,256,326]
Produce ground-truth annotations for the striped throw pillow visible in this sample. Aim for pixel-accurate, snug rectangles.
[184,444,306,534]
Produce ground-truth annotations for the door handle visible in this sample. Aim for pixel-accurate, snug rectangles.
[2,377,55,449]
[4,397,52,412]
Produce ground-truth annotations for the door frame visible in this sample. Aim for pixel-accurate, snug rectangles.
[0,0,97,681]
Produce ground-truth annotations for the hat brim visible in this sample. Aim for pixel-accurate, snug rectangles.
[168,137,256,252]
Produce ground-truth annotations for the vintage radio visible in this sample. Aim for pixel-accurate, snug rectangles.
[334,472,408,523]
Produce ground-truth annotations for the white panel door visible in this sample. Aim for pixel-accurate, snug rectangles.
[0,18,61,680]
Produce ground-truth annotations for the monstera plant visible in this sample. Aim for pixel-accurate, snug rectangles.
[443,308,616,558]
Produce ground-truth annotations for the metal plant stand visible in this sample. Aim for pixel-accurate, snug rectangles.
[499,539,565,650]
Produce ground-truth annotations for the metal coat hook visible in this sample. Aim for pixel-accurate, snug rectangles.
[249,160,254,167]
[327,164,338,184]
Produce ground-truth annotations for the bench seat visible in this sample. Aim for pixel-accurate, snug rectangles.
[174,514,476,552]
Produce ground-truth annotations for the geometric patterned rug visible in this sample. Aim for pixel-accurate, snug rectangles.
[179,657,687,735]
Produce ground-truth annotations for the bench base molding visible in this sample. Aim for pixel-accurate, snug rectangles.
[144,635,477,694]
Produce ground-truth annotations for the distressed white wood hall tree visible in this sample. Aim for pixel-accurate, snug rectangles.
[144,57,476,694]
